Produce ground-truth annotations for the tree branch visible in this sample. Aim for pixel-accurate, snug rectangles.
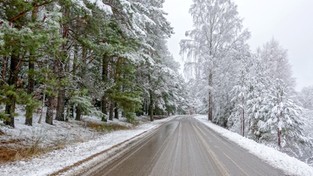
[9,0,55,23]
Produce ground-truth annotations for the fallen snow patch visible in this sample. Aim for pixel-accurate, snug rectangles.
[195,115,313,176]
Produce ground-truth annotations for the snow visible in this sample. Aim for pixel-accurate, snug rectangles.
[0,106,177,176]
[87,0,113,15]
[303,109,313,139]
[195,115,313,176]
[74,0,113,15]
[0,107,99,148]
[120,0,131,8]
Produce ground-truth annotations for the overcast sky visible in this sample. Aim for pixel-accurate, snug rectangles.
[163,0,313,91]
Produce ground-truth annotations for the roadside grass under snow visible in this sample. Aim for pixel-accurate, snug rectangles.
[0,106,140,163]
[195,115,313,176]
[0,107,176,176]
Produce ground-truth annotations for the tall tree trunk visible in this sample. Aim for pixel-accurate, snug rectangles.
[101,54,108,118]
[38,65,48,124]
[55,4,69,121]
[25,0,39,126]
[45,62,57,125]
[149,90,154,121]
[208,72,213,121]
[45,96,54,125]
[101,96,107,114]
[114,103,119,119]
[145,100,149,115]
[25,58,35,126]
[56,88,65,121]
[109,102,113,121]
[67,44,78,120]
[4,104,15,127]
[4,54,20,128]
[277,128,281,148]
[55,66,66,122]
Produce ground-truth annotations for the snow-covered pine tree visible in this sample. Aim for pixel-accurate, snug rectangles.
[0,0,187,128]
[228,60,251,136]
[246,40,311,159]
[0,0,63,126]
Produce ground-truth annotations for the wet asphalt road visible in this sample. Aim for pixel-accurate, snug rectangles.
[86,116,284,176]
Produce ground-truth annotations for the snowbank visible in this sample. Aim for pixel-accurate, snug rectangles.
[195,115,313,176]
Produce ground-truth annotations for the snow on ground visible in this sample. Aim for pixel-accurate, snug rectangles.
[0,106,152,150]
[0,111,99,149]
[195,115,313,176]
[0,105,176,176]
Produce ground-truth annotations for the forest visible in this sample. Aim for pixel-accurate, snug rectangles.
[0,0,188,128]
[1,0,313,167]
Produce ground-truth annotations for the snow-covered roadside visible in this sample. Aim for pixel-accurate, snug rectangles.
[195,115,313,176]
[0,116,177,176]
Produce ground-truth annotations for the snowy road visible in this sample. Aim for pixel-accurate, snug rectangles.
[82,116,284,176]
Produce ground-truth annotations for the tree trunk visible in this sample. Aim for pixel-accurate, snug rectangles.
[101,54,108,117]
[101,113,107,122]
[46,96,54,125]
[114,103,119,119]
[4,54,20,128]
[55,88,65,121]
[75,106,82,121]
[38,65,48,124]
[101,96,107,115]
[4,103,15,128]
[277,128,281,148]
[149,90,154,121]
[46,61,57,125]
[25,106,33,126]
[55,4,69,122]
[145,100,149,115]
[109,102,113,121]
[208,72,213,121]
[25,1,39,126]
[25,58,35,126]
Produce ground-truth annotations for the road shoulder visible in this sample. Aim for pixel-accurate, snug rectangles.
[194,115,313,176]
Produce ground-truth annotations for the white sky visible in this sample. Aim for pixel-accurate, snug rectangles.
[163,0,313,90]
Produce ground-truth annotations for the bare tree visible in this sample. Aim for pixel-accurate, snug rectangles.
[180,0,250,121]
